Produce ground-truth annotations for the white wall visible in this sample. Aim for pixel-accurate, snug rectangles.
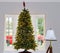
[0,2,60,53]
[0,0,60,2]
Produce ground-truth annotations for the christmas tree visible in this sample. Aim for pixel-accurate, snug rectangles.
[13,2,36,53]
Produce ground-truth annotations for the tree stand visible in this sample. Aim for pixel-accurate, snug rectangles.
[19,50,31,53]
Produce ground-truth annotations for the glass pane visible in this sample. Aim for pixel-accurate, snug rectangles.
[5,16,13,50]
[31,15,45,51]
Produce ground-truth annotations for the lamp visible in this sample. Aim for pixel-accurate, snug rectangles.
[45,28,57,53]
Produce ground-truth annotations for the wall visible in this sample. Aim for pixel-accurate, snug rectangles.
[0,2,60,53]
[0,0,60,2]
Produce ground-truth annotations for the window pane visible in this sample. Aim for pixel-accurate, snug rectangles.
[5,16,13,50]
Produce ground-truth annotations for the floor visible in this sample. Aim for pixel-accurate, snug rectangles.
[4,50,46,53]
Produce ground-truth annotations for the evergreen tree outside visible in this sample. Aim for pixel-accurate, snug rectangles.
[13,2,36,52]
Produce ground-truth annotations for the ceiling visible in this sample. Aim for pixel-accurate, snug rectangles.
[0,0,60,2]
